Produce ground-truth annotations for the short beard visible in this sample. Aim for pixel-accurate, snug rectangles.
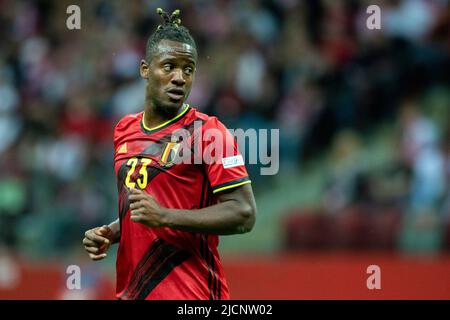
[153,100,181,119]
[147,86,182,118]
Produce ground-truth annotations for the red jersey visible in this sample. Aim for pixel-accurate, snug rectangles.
[113,104,251,300]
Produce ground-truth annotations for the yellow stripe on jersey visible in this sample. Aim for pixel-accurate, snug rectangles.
[161,142,173,163]
[142,104,190,132]
[213,180,251,194]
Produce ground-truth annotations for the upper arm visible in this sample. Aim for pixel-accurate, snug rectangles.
[216,184,257,217]
[200,117,256,227]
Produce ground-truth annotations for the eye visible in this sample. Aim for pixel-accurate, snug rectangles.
[184,67,194,75]
[163,64,173,72]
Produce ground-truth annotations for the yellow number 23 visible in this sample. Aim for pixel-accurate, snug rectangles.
[125,157,152,189]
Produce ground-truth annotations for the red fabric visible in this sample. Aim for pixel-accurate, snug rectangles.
[113,106,249,300]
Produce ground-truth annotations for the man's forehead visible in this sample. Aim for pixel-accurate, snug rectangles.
[154,40,197,60]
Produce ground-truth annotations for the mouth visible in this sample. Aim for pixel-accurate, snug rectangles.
[166,88,185,101]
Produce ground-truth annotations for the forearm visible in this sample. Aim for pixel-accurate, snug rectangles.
[108,218,121,244]
[162,200,255,235]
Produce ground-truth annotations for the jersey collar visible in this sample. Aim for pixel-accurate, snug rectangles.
[141,104,190,134]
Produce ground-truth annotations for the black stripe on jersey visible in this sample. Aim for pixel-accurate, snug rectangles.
[134,246,190,300]
[205,183,213,207]
[199,235,210,298]
[118,188,129,223]
[117,118,204,197]
[206,238,215,300]
[198,165,213,209]
[201,234,219,300]
[197,176,218,301]
[199,174,208,209]
[119,238,164,299]
[116,118,209,222]
[212,176,250,193]
[117,165,130,223]
[210,250,217,300]
[141,118,205,167]
[121,238,191,300]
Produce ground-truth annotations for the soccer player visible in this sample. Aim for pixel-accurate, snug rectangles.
[82,8,256,300]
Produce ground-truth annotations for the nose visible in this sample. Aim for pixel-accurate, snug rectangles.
[171,69,186,86]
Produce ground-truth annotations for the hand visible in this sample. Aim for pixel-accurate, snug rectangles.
[128,188,166,227]
[82,225,113,261]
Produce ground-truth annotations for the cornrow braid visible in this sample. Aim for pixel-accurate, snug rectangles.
[146,8,197,61]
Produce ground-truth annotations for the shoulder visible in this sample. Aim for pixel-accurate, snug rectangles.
[189,107,226,130]
[114,112,142,133]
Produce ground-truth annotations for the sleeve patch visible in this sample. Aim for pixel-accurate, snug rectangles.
[221,155,244,169]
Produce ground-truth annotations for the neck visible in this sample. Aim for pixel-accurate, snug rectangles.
[143,101,185,129]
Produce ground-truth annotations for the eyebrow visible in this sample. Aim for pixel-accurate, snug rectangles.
[159,56,196,65]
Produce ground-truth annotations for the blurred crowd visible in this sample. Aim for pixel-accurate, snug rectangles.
[0,0,449,257]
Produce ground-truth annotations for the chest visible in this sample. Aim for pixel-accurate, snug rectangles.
[114,134,202,190]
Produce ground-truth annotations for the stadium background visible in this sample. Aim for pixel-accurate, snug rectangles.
[0,0,449,299]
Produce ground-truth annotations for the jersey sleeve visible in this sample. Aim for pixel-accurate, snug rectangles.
[113,113,138,159]
[201,117,251,194]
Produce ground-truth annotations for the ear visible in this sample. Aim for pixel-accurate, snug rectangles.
[140,59,149,79]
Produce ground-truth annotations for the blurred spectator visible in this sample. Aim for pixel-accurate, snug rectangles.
[0,0,449,257]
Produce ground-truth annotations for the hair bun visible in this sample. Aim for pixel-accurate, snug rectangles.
[156,8,182,28]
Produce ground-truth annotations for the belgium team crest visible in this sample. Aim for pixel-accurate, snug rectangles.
[158,139,181,168]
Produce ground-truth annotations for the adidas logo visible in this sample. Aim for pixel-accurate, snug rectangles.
[117,143,127,154]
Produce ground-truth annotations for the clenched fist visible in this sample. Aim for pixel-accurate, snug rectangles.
[128,188,167,227]
[82,225,114,260]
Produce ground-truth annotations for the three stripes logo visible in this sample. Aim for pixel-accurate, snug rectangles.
[118,143,127,154]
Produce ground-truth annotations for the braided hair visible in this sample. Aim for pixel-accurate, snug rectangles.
[145,8,197,62]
